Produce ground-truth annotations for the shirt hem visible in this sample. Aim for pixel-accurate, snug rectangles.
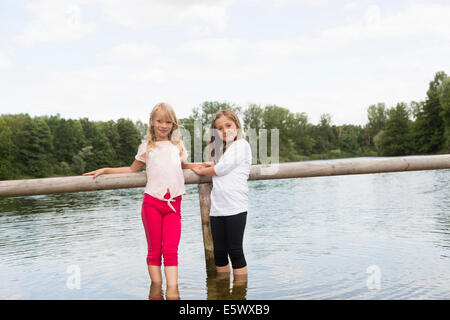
[144,191,185,200]
[209,208,248,217]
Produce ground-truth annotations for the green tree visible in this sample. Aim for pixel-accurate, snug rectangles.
[367,103,387,145]
[373,130,384,154]
[46,116,80,164]
[437,77,450,152]
[311,113,336,153]
[261,105,294,160]
[409,100,424,120]
[192,101,242,128]
[243,104,264,133]
[72,146,94,175]
[116,118,141,166]
[338,125,361,153]
[79,118,114,170]
[290,112,313,156]
[412,71,447,153]
[381,103,414,156]
[17,118,54,178]
[102,120,121,167]
[190,101,243,158]
[2,114,32,174]
[0,118,14,179]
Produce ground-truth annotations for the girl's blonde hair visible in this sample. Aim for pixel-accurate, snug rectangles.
[146,102,186,158]
[208,109,244,161]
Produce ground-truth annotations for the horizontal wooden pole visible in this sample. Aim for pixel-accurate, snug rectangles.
[249,154,450,180]
[1,154,449,197]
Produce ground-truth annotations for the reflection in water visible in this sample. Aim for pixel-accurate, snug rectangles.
[148,282,180,300]
[1,169,449,299]
[206,271,248,300]
[148,282,164,300]
[148,273,248,300]
[166,285,181,300]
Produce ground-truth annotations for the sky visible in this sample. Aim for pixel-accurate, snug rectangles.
[1,0,449,126]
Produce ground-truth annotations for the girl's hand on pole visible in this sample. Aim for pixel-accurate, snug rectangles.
[83,168,105,179]
[191,166,204,175]
[202,162,214,168]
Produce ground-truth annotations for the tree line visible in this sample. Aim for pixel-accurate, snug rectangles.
[1,71,449,180]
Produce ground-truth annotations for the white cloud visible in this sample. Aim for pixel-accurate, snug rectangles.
[14,0,96,46]
[24,52,272,111]
[13,0,234,46]
[92,0,231,31]
[262,0,328,6]
[22,65,168,120]
[187,25,214,38]
[362,5,381,26]
[4,1,450,127]
[176,35,332,63]
[177,38,249,61]
[343,1,358,12]
[322,3,450,43]
[250,2,450,58]
[0,51,12,69]
[97,43,162,62]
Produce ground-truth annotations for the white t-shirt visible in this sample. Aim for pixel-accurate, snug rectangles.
[135,140,188,201]
[210,138,252,217]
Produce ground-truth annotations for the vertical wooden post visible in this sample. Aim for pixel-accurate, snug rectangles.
[198,182,215,272]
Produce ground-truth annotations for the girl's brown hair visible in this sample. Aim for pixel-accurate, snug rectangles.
[208,109,244,162]
[146,102,186,158]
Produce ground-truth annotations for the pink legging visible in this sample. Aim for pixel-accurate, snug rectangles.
[141,192,182,267]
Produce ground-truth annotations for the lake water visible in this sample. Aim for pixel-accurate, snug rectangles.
[1,167,449,299]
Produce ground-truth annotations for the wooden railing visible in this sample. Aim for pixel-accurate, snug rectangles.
[1,154,450,270]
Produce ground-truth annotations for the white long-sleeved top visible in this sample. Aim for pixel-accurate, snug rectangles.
[210,138,252,217]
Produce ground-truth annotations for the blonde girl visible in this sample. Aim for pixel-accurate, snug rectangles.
[84,102,203,298]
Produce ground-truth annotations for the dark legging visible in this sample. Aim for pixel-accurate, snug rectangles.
[210,211,247,269]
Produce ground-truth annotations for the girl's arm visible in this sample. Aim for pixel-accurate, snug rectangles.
[182,162,204,170]
[191,164,217,176]
[83,160,145,179]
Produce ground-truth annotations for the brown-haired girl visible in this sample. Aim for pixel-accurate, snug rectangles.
[192,109,252,278]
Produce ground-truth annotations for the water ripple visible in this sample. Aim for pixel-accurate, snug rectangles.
[1,169,450,299]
